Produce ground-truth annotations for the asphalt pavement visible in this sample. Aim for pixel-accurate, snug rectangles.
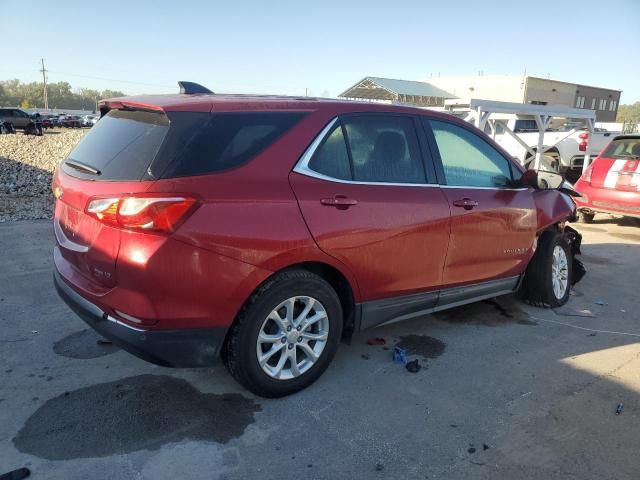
[1,217,639,479]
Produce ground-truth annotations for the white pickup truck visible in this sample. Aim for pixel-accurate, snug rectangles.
[489,118,618,182]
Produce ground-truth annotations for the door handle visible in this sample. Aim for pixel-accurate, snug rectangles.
[320,195,358,209]
[452,198,479,210]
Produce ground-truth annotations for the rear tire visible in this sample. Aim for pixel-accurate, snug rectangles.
[577,211,595,224]
[522,230,572,308]
[223,269,343,397]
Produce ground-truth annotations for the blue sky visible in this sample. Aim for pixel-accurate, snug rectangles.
[2,0,639,102]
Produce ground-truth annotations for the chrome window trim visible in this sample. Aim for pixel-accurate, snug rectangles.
[293,116,529,191]
[293,117,439,188]
[440,185,529,191]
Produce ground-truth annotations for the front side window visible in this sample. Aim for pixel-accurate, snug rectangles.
[342,115,426,184]
[429,120,513,188]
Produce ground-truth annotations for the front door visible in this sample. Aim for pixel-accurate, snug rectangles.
[290,114,451,304]
[424,119,537,286]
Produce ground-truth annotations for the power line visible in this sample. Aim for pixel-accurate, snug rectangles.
[46,69,174,89]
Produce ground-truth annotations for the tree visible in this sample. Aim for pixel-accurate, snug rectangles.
[0,79,126,110]
[617,102,640,123]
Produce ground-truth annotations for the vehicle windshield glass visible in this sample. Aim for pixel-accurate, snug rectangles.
[602,138,640,158]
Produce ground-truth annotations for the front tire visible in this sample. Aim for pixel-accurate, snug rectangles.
[522,230,572,308]
[223,269,343,397]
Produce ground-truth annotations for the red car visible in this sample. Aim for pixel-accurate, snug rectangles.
[574,135,640,222]
[52,82,580,397]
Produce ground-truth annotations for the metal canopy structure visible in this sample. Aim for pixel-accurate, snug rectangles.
[445,99,597,173]
[339,77,456,107]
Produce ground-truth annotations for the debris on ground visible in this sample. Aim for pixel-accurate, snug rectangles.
[406,359,421,373]
[553,306,595,318]
[0,467,30,480]
[468,446,477,454]
[375,463,384,472]
[594,299,608,306]
[392,346,408,365]
[361,354,370,360]
[367,337,386,346]
[96,338,113,345]
[616,403,624,415]
[483,443,490,451]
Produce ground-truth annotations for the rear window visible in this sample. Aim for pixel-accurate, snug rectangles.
[601,138,640,158]
[63,109,169,181]
[63,110,305,181]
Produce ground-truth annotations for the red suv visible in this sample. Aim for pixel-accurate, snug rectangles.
[53,83,580,397]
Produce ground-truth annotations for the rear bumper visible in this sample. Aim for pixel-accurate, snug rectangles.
[574,180,640,218]
[54,268,227,367]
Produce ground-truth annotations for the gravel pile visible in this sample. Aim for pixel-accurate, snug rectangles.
[0,130,86,222]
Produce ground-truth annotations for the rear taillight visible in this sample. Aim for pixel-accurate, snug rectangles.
[578,132,589,152]
[582,162,594,184]
[86,194,198,233]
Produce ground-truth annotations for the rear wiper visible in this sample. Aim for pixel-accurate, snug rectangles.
[65,160,101,175]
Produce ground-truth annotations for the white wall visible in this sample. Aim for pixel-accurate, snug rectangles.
[426,75,525,102]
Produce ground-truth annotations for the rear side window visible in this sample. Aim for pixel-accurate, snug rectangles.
[602,138,640,158]
[157,112,305,178]
[429,120,513,188]
[308,124,352,180]
[63,109,169,180]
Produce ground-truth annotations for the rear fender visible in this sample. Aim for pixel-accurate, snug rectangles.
[534,190,576,233]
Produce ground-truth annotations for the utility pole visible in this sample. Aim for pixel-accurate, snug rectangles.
[40,58,49,110]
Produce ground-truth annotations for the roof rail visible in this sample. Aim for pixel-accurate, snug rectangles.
[178,81,214,95]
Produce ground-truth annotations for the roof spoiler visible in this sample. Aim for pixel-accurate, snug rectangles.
[178,81,214,95]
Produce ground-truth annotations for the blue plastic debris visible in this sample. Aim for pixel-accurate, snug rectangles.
[594,299,608,306]
[392,346,408,365]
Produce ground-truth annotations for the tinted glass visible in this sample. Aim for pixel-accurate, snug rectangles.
[158,112,305,178]
[308,124,352,180]
[602,138,640,158]
[430,120,513,187]
[514,119,538,132]
[63,109,169,181]
[343,116,426,184]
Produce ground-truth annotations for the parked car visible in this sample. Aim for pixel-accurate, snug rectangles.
[52,85,581,397]
[60,115,83,128]
[491,118,617,182]
[41,117,54,129]
[82,115,98,127]
[0,107,36,129]
[574,134,640,222]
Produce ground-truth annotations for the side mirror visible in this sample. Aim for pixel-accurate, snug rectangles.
[519,169,564,190]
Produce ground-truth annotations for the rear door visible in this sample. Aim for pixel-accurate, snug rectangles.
[423,118,537,286]
[290,114,451,304]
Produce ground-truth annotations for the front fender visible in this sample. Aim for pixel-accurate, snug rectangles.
[533,190,576,233]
